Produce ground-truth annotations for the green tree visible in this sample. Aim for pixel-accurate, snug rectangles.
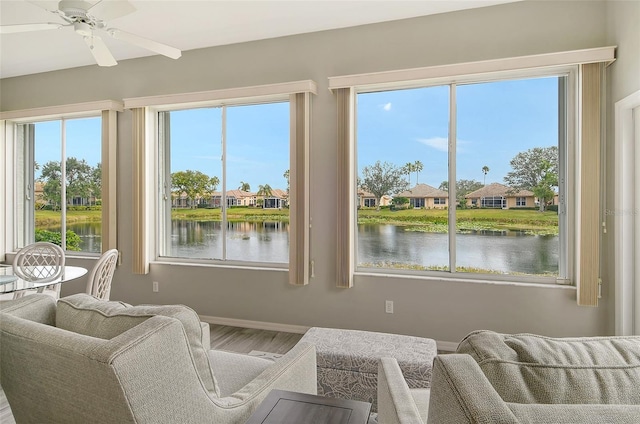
[482,165,490,186]
[238,181,251,192]
[40,161,62,210]
[360,161,409,211]
[88,162,102,206]
[204,176,220,205]
[439,179,483,207]
[503,146,558,212]
[532,160,558,212]
[38,158,94,210]
[456,179,483,208]
[65,157,93,202]
[35,229,82,251]
[171,170,211,208]
[414,160,424,184]
[391,196,409,210]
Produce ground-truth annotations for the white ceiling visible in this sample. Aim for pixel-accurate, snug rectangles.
[0,0,516,78]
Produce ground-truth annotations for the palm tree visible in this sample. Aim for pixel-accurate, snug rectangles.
[413,160,424,184]
[257,184,273,208]
[238,181,250,192]
[283,170,290,194]
[482,165,490,186]
[404,162,414,185]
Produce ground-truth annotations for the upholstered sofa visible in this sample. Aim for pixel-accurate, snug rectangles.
[378,330,640,423]
[0,294,317,424]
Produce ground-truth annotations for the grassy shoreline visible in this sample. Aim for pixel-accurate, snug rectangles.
[36,207,559,235]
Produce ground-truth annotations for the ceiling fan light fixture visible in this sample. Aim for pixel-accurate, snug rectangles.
[73,21,92,37]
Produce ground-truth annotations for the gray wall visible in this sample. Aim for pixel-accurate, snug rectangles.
[3,0,635,344]
[603,0,640,335]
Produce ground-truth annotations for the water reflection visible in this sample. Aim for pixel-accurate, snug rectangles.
[49,223,102,254]
[169,220,289,262]
[358,225,558,275]
[66,221,558,274]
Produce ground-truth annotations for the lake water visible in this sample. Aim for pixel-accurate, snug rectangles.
[65,221,558,275]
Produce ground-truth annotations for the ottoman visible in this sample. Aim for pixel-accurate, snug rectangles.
[299,327,437,412]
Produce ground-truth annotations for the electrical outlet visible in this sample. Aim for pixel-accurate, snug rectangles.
[153,281,159,293]
[385,300,394,314]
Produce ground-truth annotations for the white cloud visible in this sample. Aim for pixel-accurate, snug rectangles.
[381,102,392,111]
[416,137,471,153]
[417,137,449,152]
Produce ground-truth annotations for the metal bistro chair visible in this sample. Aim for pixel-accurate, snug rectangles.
[86,249,118,300]
[12,242,66,299]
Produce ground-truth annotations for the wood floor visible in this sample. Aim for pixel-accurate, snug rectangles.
[210,324,304,354]
[0,324,303,424]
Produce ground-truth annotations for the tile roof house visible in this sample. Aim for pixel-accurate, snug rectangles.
[465,182,535,209]
[396,184,449,209]
[357,189,391,208]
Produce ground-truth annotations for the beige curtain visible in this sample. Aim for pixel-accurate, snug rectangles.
[577,62,604,306]
[336,88,355,288]
[289,92,311,285]
[131,107,148,275]
[101,109,118,253]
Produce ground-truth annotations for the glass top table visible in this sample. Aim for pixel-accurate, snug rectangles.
[0,265,88,294]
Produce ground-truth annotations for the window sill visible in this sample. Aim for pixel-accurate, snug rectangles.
[354,270,575,290]
[150,259,288,273]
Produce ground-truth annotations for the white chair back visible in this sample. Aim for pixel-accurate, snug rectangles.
[13,242,65,283]
[12,242,66,299]
[86,249,118,300]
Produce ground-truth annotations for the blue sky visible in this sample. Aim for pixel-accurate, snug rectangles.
[32,76,559,192]
[34,117,101,179]
[357,76,560,189]
[167,102,290,192]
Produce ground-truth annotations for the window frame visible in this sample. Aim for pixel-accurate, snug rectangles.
[125,81,315,283]
[0,101,121,259]
[154,98,291,268]
[349,66,577,285]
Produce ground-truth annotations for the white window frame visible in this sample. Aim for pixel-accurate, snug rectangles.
[349,67,574,285]
[155,99,291,268]
[0,101,122,260]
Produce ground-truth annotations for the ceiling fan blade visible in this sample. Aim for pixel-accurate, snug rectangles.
[0,23,62,34]
[108,29,181,59]
[89,0,136,22]
[24,1,59,12]
[83,35,117,67]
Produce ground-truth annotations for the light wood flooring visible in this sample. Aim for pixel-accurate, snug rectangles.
[210,324,304,354]
[0,324,303,424]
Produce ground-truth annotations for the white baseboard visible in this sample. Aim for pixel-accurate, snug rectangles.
[199,315,310,334]
[200,315,459,352]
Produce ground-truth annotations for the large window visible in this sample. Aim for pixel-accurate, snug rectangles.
[15,116,103,254]
[355,72,569,281]
[158,101,290,265]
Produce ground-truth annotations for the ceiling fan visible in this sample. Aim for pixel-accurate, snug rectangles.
[0,0,181,67]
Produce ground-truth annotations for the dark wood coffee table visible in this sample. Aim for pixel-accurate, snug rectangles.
[245,389,372,424]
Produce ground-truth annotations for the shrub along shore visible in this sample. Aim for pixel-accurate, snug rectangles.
[36,206,558,236]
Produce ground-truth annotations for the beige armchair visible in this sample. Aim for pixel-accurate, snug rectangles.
[378,330,640,423]
[1,294,317,424]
